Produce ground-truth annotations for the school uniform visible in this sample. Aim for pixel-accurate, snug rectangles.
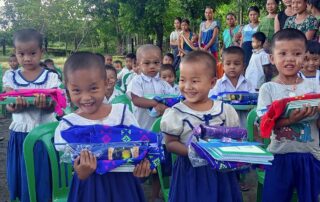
[298,70,320,85]
[55,104,146,202]
[103,87,124,104]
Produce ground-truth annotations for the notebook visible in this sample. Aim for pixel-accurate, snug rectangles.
[282,99,320,121]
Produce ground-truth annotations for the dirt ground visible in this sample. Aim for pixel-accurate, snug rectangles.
[0,117,257,202]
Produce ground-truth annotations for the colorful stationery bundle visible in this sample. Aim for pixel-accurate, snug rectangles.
[58,124,163,173]
[189,124,273,171]
[260,93,320,138]
[211,91,258,110]
[0,89,67,115]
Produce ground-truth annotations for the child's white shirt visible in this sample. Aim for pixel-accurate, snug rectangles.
[4,68,61,132]
[173,84,180,95]
[54,103,139,151]
[209,74,255,97]
[2,68,19,87]
[117,67,130,81]
[126,73,174,130]
[103,87,124,104]
[245,49,270,90]
[298,70,320,85]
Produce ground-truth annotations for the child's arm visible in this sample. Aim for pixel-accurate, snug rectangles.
[305,30,316,40]
[6,96,29,113]
[275,106,318,128]
[131,93,159,108]
[133,159,151,177]
[74,150,97,180]
[165,135,188,156]
[33,93,55,112]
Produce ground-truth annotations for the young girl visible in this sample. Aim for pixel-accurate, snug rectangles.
[274,0,294,32]
[160,51,242,202]
[4,29,61,201]
[241,6,260,68]
[160,64,180,95]
[222,13,241,49]
[259,0,279,46]
[258,29,320,202]
[298,40,320,84]
[284,0,318,40]
[199,6,220,60]
[54,52,151,202]
[178,19,197,57]
[170,17,182,60]
[104,65,123,103]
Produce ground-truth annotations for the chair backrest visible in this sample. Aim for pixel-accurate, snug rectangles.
[151,117,162,133]
[110,94,133,112]
[121,72,132,92]
[23,122,73,202]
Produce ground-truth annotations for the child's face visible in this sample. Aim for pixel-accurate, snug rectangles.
[9,57,19,69]
[251,37,262,50]
[105,55,113,65]
[163,55,173,65]
[106,69,117,90]
[205,8,214,20]
[138,50,161,77]
[125,58,133,70]
[132,61,140,74]
[266,0,278,14]
[179,61,216,105]
[67,68,107,116]
[181,22,189,32]
[174,19,181,30]
[14,41,43,71]
[114,63,122,72]
[249,11,259,23]
[226,15,236,27]
[303,52,320,73]
[270,39,306,77]
[292,0,307,14]
[160,70,175,87]
[222,53,244,79]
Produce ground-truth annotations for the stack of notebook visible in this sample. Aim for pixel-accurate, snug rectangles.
[192,140,274,165]
[283,99,320,121]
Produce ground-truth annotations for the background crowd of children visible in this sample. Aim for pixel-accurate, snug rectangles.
[1,0,320,202]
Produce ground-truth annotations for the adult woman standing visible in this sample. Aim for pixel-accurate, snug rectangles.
[199,6,220,61]
[178,19,198,57]
[222,13,241,49]
[170,17,182,60]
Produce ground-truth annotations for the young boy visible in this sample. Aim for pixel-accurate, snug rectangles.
[117,53,135,81]
[104,65,123,103]
[44,58,63,81]
[163,53,174,65]
[104,54,113,65]
[122,58,139,92]
[160,64,180,95]
[126,44,174,130]
[3,54,19,87]
[298,40,320,85]
[245,32,272,91]
[258,28,320,202]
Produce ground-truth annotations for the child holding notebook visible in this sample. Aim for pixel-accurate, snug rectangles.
[257,29,320,202]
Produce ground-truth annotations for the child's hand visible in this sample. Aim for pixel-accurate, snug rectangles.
[154,103,168,116]
[74,150,97,180]
[34,94,52,109]
[6,96,29,112]
[133,159,151,178]
[288,105,318,124]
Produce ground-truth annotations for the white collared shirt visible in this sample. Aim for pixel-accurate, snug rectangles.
[298,70,320,85]
[126,73,174,129]
[209,74,255,97]
[245,48,270,90]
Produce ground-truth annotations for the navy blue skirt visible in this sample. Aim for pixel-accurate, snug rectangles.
[68,172,146,202]
[262,153,320,202]
[169,156,242,202]
[6,130,52,202]
[242,41,253,69]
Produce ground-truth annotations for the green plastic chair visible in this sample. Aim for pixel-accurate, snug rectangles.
[110,94,133,112]
[246,108,297,202]
[23,122,73,202]
[121,72,132,92]
[151,117,170,202]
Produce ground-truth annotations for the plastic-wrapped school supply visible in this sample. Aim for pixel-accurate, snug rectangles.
[211,91,258,110]
[144,94,184,117]
[57,124,164,173]
[192,124,247,141]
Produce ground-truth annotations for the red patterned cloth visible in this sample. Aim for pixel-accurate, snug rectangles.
[260,93,320,138]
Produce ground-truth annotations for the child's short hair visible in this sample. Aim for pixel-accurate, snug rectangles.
[64,51,106,83]
[307,40,320,55]
[13,28,43,48]
[248,6,260,14]
[114,60,122,66]
[222,46,245,62]
[160,64,176,77]
[9,54,16,59]
[307,0,320,10]
[164,53,174,61]
[105,64,117,76]
[226,12,237,19]
[126,53,136,60]
[271,29,307,52]
[181,51,216,78]
[252,32,266,45]
[136,44,161,61]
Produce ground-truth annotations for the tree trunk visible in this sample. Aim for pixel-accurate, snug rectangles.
[154,21,164,50]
